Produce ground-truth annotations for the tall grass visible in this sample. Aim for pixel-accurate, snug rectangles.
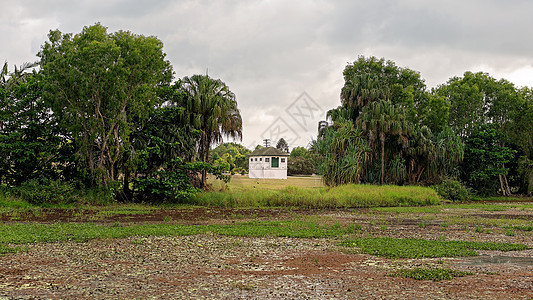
[192,184,441,208]
[0,188,33,213]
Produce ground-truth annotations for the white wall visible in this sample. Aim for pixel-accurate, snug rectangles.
[248,156,287,179]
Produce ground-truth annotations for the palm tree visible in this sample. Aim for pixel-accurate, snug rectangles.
[404,125,435,184]
[312,119,370,186]
[433,126,464,179]
[357,100,410,185]
[181,74,242,187]
[341,73,389,109]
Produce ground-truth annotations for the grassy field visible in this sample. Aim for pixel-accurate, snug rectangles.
[0,183,532,298]
[198,175,441,208]
[208,174,325,191]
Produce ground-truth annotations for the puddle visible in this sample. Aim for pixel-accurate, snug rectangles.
[461,255,533,266]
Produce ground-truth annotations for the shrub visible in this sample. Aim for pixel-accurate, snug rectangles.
[287,156,316,176]
[77,186,116,205]
[14,178,76,205]
[433,178,471,202]
[133,158,229,203]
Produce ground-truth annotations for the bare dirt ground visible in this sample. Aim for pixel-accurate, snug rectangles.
[1,205,532,299]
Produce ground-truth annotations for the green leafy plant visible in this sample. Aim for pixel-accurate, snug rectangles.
[433,178,471,202]
[134,158,229,203]
[14,178,76,205]
[339,237,528,258]
[390,267,473,281]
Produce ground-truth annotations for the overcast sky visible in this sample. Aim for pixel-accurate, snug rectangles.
[2,0,533,149]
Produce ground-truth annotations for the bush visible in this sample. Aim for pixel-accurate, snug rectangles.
[77,186,116,205]
[14,178,76,205]
[287,156,316,176]
[133,158,229,203]
[433,178,471,202]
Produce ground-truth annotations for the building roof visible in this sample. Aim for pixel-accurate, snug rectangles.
[249,147,289,157]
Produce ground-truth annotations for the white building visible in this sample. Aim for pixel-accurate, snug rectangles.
[248,147,289,179]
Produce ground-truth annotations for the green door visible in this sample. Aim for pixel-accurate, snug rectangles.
[271,157,279,168]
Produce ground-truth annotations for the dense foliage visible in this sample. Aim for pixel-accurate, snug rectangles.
[1,24,242,203]
[287,147,316,175]
[3,26,532,203]
[38,23,173,187]
[316,56,533,196]
[210,142,251,175]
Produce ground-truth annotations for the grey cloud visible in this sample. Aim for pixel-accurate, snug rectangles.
[2,0,533,147]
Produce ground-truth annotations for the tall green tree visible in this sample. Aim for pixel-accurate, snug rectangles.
[338,56,427,123]
[435,72,522,195]
[276,138,289,153]
[180,74,242,187]
[435,72,521,137]
[0,63,64,185]
[404,125,464,184]
[210,142,251,173]
[357,100,411,185]
[290,146,309,158]
[312,116,371,186]
[511,87,533,194]
[38,23,172,187]
[461,125,515,196]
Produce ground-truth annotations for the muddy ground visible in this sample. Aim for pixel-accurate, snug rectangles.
[0,204,532,299]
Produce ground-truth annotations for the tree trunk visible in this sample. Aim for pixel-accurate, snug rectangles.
[416,166,425,183]
[499,174,507,196]
[123,168,132,202]
[380,132,385,185]
[498,162,512,197]
[200,131,208,189]
[499,173,511,197]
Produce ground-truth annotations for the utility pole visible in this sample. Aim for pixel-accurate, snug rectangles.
[263,139,271,148]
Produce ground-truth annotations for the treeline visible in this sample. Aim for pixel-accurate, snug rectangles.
[313,56,533,197]
[0,23,242,204]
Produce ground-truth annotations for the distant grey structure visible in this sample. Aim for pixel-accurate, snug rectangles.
[248,147,289,179]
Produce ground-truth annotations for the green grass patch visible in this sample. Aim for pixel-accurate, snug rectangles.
[442,215,529,227]
[0,220,358,246]
[339,237,528,258]
[371,206,442,214]
[470,196,533,202]
[192,184,441,208]
[445,203,514,211]
[390,267,473,281]
[509,225,533,231]
[0,244,25,256]
[94,204,157,216]
[0,195,33,213]
[220,175,325,191]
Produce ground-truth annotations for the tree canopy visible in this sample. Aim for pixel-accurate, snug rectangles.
[38,23,173,186]
[180,74,242,186]
[316,55,532,196]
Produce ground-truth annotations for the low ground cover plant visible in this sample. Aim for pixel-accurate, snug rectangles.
[339,237,528,258]
[0,221,356,248]
[390,267,473,281]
